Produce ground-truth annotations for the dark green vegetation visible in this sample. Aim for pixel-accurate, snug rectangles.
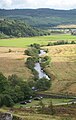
[0,19,49,38]
[0,73,33,107]
[25,44,40,57]
[47,40,76,46]
[41,56,51,68]
[0,9,76,28]
[25,44,51,88]
[0,72,51,107]
[25,43,40,79]
[0,43,51,107]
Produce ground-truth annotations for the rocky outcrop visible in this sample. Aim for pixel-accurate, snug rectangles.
[0,112,13,120]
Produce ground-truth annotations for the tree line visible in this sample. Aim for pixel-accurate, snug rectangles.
[0,19,50,38]
[47,40,76,46]
[0,72,51,107]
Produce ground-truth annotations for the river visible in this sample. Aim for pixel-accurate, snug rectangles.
[34,50,50,80]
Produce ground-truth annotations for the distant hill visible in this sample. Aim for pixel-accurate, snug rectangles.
[0,19,49,38]
[0,8,76,28]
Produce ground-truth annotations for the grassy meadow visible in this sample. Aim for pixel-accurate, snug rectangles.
[1,104,76,120]
[0,34,76,119]
[0,34,76,94]
[0,47,33,79]
[43,44,76,95]
[14,98,72,108]
[0,34,76,47]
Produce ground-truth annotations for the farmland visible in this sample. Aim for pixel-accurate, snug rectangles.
[0,47,33,79]
[43,44,76,95]
[1,103,76,120]
[0,7,76,120]
[0,34,76,94]
[0,34,76,47]
[0,34,76,120]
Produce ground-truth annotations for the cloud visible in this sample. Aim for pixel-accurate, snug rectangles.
[0,0,76,9]
[0,0,12,8]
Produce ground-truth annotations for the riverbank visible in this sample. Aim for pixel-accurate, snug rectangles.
[34,50,50,80]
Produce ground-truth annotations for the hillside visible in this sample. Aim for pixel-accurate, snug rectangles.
[0,47,33,79]
[0,19,48,38]
[0,9,76,28]
[43,44,76,95]
[0,35,76,95]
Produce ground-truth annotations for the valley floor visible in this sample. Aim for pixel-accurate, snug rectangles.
[43,44,76,95]
[0,44,76,95]
[0,47,33,79]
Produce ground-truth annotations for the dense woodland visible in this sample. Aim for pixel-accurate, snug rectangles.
[0,9,76,38]
[0,72,50,107]
[0,19,50,38]
[0,9,76,28]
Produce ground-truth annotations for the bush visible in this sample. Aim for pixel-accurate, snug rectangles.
[0,72,9,93]
[0,94,3,107]
[30,43,40,49]
[2,94,14,107]
[41,56,50,68]
[24,47,39,57]
[71,41,76,44]
[47,42,54,46]
[47,40,76,46]
[8,74,20,86]
[8,49,12,53]
[35,78,51,91]
[38,100,55,115]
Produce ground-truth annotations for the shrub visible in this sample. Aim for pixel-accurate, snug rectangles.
[8,49,12,53]
[35,78,51,91]
[0,94,3,107]
[71,41,76,44]
[47,40,76,46]
[2,94,14,107]
[30,43,40,49]
[41,56,50,68]
[38,100,55,115]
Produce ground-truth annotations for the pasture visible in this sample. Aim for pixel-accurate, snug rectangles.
[0,47,33,79]
[0,34,76,47]
[0,34,76,95]
[43,44,76,95]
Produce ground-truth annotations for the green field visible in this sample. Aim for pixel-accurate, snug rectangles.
[14,98,72,108]
[0,34,76,47]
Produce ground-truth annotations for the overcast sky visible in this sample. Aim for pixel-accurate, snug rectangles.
[0,0,76,10]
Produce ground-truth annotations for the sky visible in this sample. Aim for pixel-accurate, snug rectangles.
[0,0,76,10]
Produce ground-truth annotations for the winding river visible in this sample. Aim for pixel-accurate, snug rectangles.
[34,50,50,80]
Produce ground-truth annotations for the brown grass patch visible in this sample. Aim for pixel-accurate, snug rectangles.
[43,45,76,95]
[0,47,33,79]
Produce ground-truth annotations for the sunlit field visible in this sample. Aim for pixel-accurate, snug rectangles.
[0,34,76,47]
[43,44,76,95]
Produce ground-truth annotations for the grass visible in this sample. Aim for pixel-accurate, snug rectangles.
[0,34,76,47]
[43,44,76,95]
[1,107,74,120]
[0,36,76,94]
[0,47,33,79]
[14,98,72,108]
[1,101,76,120]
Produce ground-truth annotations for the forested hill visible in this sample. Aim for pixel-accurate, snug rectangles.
[0,9,76,28]
[0,8,76,17]
[0,19,49,38]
